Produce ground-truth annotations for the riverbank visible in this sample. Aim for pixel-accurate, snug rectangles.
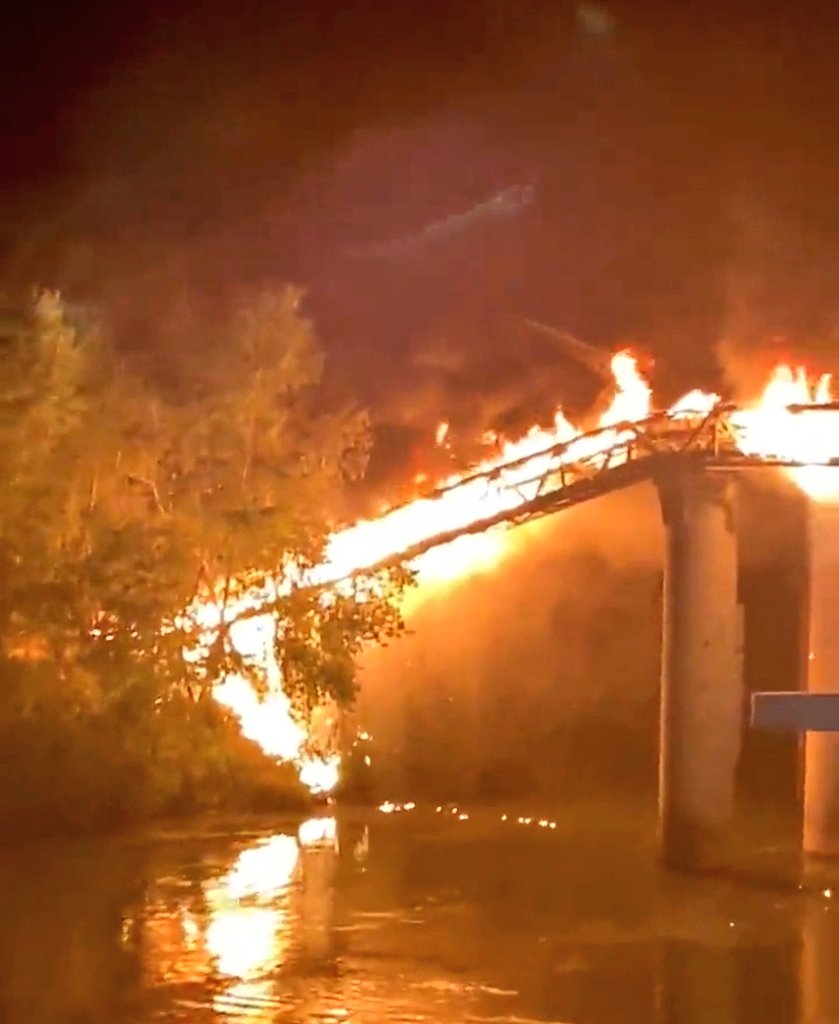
[0,716,315,843]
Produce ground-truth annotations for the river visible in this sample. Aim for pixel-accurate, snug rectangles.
[0,798,835,1023]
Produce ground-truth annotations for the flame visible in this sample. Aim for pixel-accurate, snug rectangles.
[321,351,648,586]
[186,591,340,794]
[731,366,838,500]
[198,351,657,787]
[195,351,838,791]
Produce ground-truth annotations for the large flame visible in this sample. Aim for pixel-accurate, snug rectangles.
[201,353,837,791]
[322,352,658,586]
[732,366,838,499]
[187,593,342,795]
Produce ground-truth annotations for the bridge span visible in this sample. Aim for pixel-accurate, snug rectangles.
[351,403,839,870]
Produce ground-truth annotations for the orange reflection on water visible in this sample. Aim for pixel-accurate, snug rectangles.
[135,819,339,1018]
[204,833,300,1016]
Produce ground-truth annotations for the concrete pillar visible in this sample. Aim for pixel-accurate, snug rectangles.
[803,498,839,857]
[800,889,839,1023]
[656,466,743,869]
[655,940,738,1023]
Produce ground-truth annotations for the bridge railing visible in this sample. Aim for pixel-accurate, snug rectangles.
[353,402,838,576]
[422,404,739,505]
[225,402,839,625]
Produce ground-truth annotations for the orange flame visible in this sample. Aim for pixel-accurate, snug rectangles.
[732,366,838,499]
[196,352,836,790]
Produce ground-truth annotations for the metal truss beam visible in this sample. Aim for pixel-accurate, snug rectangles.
[351,404,839,578]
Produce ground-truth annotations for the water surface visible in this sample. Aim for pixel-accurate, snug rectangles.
[0,800,835,1023]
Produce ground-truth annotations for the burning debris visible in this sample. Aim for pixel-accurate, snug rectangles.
[378,800,416,814]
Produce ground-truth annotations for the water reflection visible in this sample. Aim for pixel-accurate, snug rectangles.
[7,807,839,1022]
[135,818,339,1019]
[205,833,300,1015]
[297,816,338,849]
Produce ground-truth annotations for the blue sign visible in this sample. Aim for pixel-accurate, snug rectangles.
[751,692,839,733]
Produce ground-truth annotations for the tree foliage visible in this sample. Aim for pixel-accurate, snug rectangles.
[0,287,413,832]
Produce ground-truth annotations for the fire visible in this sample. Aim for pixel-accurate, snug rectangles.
[731,366,838,499]
[186,594,340,794]
[321,351,646,585]
[199,351,838,792]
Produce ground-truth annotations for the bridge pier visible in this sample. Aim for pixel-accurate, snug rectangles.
[803,496,839,858]
[656,466,743,870]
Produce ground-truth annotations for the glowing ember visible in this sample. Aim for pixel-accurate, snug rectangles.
[195,350,839,793]
[377,800,416,814]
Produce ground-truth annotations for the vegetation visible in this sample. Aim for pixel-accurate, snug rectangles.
[0,289,412,836]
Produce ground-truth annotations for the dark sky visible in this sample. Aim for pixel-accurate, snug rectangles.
[3,0,839,479]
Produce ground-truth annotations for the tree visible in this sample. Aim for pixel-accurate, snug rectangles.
[110,285,413,710]
[0,287,413,829]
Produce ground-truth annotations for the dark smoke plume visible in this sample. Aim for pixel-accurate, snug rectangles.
[4,4,839,511]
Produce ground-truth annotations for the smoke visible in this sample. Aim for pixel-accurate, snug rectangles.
[2,4,828,809]
[356,462,809,804]
[0,4,650,503]
[716,184,839,401]
[342,184,536,262]
[4,5,839,512]
[357,484,665,800]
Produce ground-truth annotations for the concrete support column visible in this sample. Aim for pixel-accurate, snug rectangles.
[655,940,738,1024]
[656,467,742,870]
[803,498,839,857]
[800,890,839,1022]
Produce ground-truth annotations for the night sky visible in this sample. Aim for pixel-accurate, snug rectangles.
[3,1,839,484]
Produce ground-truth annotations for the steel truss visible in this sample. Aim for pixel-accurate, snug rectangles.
[353,403,839,578]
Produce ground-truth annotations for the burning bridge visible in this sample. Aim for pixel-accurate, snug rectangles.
[338,396,839,872]
[209,354,838,870]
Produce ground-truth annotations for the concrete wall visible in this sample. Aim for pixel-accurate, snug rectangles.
[804,496,839,856]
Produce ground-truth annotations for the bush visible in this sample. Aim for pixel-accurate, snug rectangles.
[0,696,310,839]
